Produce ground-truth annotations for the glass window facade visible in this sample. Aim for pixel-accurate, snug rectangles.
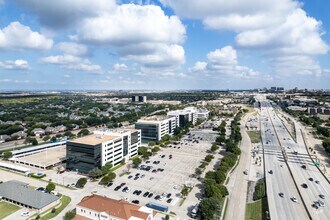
[66,142,102,173]
[135,123,158,140]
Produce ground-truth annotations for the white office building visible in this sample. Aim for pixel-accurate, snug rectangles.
[135,116,176,141]
[67,128,141,173]
[196,108,210,120]
[167,107,197,127]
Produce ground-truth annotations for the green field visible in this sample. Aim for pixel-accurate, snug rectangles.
[247,131,261,143]
[0,201,21,219]
[245,198,268,220]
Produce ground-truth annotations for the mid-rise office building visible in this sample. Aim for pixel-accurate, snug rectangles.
[167,107,197,127]
[135,116,176,141]
[66,128,141,173]
[196,108,210,120]
[132,95,147,103]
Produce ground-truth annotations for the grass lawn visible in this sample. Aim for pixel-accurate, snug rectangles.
[247,131,261,143]
[0,201,21,219]
[37,195,71,220]
[245,198,268,220]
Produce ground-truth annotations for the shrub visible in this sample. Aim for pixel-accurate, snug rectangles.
[76,178,87,188]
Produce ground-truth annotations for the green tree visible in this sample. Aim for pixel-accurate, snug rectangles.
[64,210,76,220]
[101,162,113,175]
[204,155,214,162]
[322,138,330,154]
[216,135,226,144]
[148,141,156,147]
[165,214,170,220]
[210,144,219,153]
[132,157,142,168]
[151,146,160,154]
[3,151,12,159]
[138,146,148,155]
[181,186,190,197]
[31,138,38,146]
[76,178,87,188]
[88,168,102,179]
[46,182,55,192]
[78,128,90,137]
[200,197,221,220]
[50,136,57,142]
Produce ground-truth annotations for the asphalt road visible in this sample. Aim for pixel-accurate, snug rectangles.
[225,112,253,220]
[268,104,330,220]
[258,96,310,220]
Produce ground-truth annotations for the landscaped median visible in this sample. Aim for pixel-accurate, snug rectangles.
[245,197,268,220]
[28,195,71,220]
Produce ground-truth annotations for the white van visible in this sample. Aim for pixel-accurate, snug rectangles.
[191,204,199,218]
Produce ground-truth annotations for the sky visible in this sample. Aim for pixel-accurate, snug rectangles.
[0,0,329,91]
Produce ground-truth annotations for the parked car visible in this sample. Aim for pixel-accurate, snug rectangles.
[148,193,153,198]
[143,192,150,197]
[167,198,173,203]
[132,200,140,204]
[21,212,30,217]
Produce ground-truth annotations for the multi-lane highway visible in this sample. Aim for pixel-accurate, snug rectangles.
[257,95,330,220]
[259,97,309,220]
[268,102,330,220]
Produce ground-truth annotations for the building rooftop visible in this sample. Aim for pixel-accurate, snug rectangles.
[76,194,153,220]
[0,180,59,209]
[69,134,120,145]
[138,115,174,122]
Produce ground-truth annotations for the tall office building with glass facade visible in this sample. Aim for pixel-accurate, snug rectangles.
[167,107,197,127]
[66,128,141,173]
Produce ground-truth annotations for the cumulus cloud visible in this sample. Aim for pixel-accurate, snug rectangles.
[14,0,116,30]
[0,59,29,70]
[161,0,328,77]
[113,63,128,71]
[0,22,53,50]
[40,54,101,74]
[57,42,88,56]
[190,46,260,79]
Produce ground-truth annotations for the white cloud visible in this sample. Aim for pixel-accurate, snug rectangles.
[14,0,116,30]
[40,54,101,74]
[0,59,29,70]
[77,4,185,45]
[0,22,53,50]
[63,74,71,78]
[113,63,128,71]
[57,42,88,56]
[190,46,260,79]
[236,9,328,55]
[121,43,185,68]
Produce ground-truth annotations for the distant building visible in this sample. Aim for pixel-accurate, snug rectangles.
[74,194,155,220]
[196,108,210,120]
[31,128,45,137]
[0,180,59,212]
[66,128,141,173]
[307,107,330,115]
[167,107,197,127]
[135,116,176,141]
[132,95,147,103]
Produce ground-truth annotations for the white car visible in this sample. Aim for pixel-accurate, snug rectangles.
[21,212,30,217]
[291,197,297,202]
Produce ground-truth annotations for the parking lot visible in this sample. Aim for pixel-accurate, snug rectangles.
[94,127,219,218]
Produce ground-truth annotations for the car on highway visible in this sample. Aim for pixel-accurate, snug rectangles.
[301,183,308,188]
[308,177,313,181]
[319,194,325,199]
[315,180,320,184]
[243,169,248,175]
[269,170,273,174]
[291,197,298,202]
[301,165,306,169]
[279,192,284,197]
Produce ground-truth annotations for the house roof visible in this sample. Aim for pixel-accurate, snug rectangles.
[0,180,59,209]
[77,194,152,220]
